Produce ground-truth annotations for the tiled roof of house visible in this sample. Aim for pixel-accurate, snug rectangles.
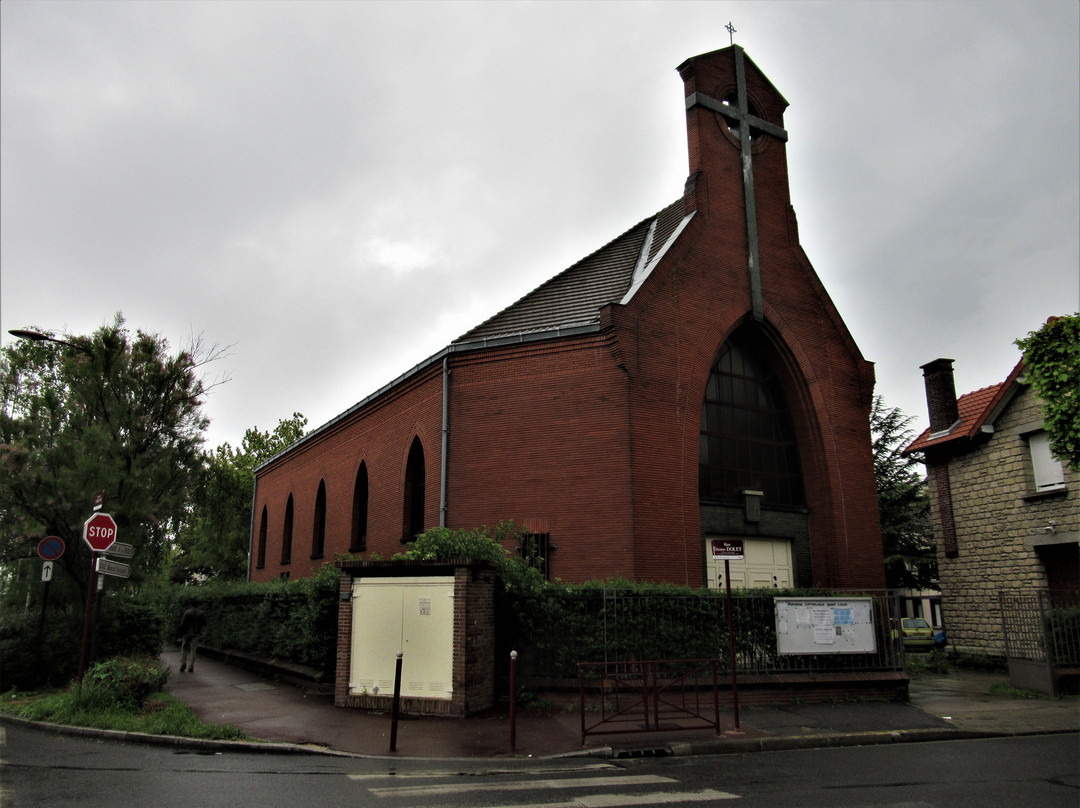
[904,360,1025,454]
[455,198,687,343]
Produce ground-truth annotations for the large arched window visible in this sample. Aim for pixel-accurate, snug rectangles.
[402,437,425,543]
[256,506,268,569]
[351,462,368,553]
[699,332,804,507]
[281,494,294,564]
[311,480,327,559]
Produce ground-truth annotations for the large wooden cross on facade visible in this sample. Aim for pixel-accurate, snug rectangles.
[685,46,788,321]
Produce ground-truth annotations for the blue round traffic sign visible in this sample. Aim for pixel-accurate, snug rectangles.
[38,536,65,561]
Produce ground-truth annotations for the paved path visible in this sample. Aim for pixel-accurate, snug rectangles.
[160,648,1079,758]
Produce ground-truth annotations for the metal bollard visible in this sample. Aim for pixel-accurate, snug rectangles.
[390,652,403,752]
[509,650,518,754]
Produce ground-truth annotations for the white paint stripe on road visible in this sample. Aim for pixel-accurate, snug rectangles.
[399,789,740,808]
[347,763,618,781]
[366,774,676,798]
[573,789,740,805]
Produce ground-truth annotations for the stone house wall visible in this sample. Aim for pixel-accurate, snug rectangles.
[930,384,1079,656]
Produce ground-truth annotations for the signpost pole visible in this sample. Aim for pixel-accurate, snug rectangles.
[35,537,65,676]
[77,552,98,687]
[78,511,117,686]
[36,572,50,673]
[725,559,740,729]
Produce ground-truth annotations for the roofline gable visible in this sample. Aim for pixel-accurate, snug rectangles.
[904,358,1027,456]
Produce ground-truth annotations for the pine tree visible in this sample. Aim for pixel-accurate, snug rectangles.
[871,396,936,590]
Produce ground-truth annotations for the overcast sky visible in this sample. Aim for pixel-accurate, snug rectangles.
[3,1,1077,451]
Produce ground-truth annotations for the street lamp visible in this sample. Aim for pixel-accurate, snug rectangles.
[8,329,83,350]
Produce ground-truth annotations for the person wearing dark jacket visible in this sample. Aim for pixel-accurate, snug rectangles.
[178,605,207,672]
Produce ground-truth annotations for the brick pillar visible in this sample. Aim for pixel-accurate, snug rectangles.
[930,463,959,559]
[334,571,353,707]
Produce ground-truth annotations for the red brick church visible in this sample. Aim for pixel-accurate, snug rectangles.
[249,46,886,591]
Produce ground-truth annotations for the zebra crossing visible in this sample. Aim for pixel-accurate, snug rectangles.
[347,762,740,806]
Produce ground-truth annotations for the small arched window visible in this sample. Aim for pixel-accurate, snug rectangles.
[281,494,294,564]
[256,506,268,569]
[351,462,368,552]
[402,437,425,543]
[311,480,327,559]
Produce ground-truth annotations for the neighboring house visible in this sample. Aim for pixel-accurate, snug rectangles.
[905,356,1080,659]
[250,45,886,592]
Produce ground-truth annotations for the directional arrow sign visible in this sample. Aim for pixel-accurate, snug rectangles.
[95,557,130,579]
[106,542,135,559]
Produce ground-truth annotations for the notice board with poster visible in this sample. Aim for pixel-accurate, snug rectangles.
[774,597,877,654]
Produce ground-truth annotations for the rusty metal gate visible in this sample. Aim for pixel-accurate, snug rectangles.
[1000,589,1080,695]
[577,659,722,744]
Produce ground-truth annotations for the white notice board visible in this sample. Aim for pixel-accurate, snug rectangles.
[774,597,877,654]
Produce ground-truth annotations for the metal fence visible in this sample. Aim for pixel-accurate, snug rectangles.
[1000,589,1080,673]
[515,588,904,683]
[577,658,722,744]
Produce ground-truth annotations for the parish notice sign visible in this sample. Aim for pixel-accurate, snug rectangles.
[774,597,877,655]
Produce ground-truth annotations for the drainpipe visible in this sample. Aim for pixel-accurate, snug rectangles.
[440,356,450,527]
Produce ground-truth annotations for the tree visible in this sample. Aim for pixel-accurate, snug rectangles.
[870,396,936,590]
[1016,314,1080,472]
[0,315,219,599]
[171,413,307,582]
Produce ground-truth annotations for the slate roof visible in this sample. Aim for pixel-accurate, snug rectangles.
[455,198,688,344]
[904,360,1026,455]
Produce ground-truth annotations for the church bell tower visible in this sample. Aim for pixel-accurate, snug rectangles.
[678,46,794,322]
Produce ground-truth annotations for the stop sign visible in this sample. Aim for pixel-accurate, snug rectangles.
[83,512,118,552]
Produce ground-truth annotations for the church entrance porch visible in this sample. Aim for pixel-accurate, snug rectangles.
[705,536,793,591]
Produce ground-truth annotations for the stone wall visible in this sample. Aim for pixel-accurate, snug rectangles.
[930,384,1079,656]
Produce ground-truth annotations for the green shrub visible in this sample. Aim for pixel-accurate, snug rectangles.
[0,608,82,691]
[952,652,1008,672]
[394,525,510,564]
[906,649,952,676]
[97,594,168,658]
[159,564,341,676]
[78,655,171,710]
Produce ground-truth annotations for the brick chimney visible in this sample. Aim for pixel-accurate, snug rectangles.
[920,358,960,434]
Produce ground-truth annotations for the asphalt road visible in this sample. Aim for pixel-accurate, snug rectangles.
[2,722,1077,807]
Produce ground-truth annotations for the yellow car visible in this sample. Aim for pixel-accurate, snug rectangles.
[894,617,935,650]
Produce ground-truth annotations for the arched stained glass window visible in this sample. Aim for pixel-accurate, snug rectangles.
[256,506,268,569]
[402,438,425,543]
[351,462,368,553]
[311,480,327,559]
[281,494,294,564]
[699,334,804,507]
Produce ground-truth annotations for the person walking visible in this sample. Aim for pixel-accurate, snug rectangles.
[178,604,207,673]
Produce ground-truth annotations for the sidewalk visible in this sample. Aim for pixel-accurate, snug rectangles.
[161,648,1079,759]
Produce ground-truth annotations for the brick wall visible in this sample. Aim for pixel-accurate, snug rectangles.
[252,365,445,583]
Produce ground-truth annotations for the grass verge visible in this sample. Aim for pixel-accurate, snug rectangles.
[1,688,250,741]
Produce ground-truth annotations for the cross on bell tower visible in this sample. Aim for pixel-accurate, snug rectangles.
[685,46,788,321]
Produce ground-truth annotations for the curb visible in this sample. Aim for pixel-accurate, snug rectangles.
[4,713,1071,761]
[0,714,360,758]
